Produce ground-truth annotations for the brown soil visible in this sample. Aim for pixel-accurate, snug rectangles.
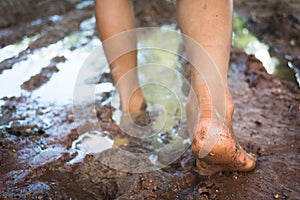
[0,1,299,199]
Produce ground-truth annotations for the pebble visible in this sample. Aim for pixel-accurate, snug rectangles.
[257,147,265,156]
[274,193,279,199]
[198,186,209,194]
[290,39,295,46]
[255,120,263,126]
[25,127,32,133]
[276,88,282,95]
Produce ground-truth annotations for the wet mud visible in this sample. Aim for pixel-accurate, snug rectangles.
[1,1,300,199]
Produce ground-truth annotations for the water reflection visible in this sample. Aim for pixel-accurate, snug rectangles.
[0,35,39,63]
[71,26,190,165]
[0,17,101,104]
[233,15,297,83]
[69,131,114,164]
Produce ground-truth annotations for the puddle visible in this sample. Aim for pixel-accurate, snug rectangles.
[32,38,101,105]
[48,15,64,23]
[0,17,103,105]
[69,131,114,164]
[29,146,66,167]
[71,26,189,168]
[233,15,297,83]
[0,35,39,63]
[288,61,300,86]
[75,0,94,9]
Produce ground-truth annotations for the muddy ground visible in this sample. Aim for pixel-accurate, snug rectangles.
[0,0,300,199]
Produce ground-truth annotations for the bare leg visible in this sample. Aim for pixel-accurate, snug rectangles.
[95,0,145,113]
[177,0,256,175]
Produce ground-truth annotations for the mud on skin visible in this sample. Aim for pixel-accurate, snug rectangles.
[1,0,300,199]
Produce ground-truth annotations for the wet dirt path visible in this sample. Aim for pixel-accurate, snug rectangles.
[1,1,300,199]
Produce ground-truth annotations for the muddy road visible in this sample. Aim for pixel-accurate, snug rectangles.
[0,0,300,199]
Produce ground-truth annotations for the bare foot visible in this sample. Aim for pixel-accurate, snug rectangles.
[191,119,256,175]
[186,89,256,175]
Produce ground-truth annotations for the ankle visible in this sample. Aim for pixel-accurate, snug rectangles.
[186,85,234,125]
[121,88,146,113]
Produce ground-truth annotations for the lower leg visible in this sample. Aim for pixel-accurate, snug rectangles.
[95,0,145,113]
[177,0,256,174]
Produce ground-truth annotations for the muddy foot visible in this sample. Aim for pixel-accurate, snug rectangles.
[191,120,256,175]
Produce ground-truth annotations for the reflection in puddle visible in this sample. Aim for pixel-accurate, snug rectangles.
[233,15,297,83]
[48,15,63,23]
[0,36,38,63]
[72,26,189,162]
[288,62,300,86]
[0,47,52,97]
[30,146,66,166]
[69,131,114,164]
[75,0,94,9]
[0,17,103,105]
[137,25,184,133]
[32,39,101,104]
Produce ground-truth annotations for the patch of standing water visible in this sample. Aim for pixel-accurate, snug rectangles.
[288,61,300,86]
[0,45,57,98]
[48,15,63,23]
[138,25,185,134]
[0,17,105,105]
[75,0,94,9]
[32,37,102,105]
[69,131,114,164]
[0,35,39,63]
[232,15,297,83]
[72,26,189,162]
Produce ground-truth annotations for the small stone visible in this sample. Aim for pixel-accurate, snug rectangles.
[250,131,257,137]
[274,193,279,199]
[290,39,295,46]
[205,180,214,188]
[198,186,209,194]
[35,109,43,115]
[142,179,156,190]
[40,144,46,150]
[255,120,262,126]
[276,89,281,94]
[257,147,265,156]
[25,127,32,133]
[233,175,238,180]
